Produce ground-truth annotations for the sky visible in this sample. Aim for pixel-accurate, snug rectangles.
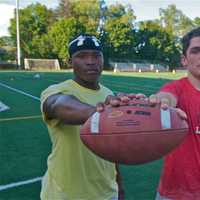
[0,0,200,36]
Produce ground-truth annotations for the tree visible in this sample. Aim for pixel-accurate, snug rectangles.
[193,17,200,27]
[136,20,180,69]
[0,36,13,47]
[7,0,189,69]
[159,4,194,37]
[37,18,85,66]
[9,3,55,58]
[0,36,15,61]
[56,0,101,35]
[56,0,73,18]
[102,3,136,64]
[157,4,195,69]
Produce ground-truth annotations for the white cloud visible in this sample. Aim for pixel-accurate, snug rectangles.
[0,4,14,36]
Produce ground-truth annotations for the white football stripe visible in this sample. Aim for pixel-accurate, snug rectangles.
[90,112,100,134]
[161,108,171,129]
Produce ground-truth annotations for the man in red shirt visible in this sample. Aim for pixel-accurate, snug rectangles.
[151,27,200,200]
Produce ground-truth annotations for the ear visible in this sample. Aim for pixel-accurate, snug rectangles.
[181,55,187,68]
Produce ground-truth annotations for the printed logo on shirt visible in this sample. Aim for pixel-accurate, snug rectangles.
[195,126,200,134]
[195,114,200,134]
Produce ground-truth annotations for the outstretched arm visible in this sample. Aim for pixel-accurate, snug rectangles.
[43,94,96,125]
[42,94,124,125]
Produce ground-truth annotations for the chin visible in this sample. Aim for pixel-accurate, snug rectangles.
[86,78,99,83]
[86,74,100,81]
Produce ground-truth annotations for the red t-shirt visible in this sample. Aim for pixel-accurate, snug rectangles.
[158,77,200,200]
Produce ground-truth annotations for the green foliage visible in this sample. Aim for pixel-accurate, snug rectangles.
[56,0,73,18]
[0,36,13,47]
[0,36,15,61]
[159,4,194,37]
[0,49,16,61]
[43,18,85,65]
[136,20,181,69]
[194,17,200,27]
[7,1,199,69]
[56,0,101,34]
[9,3,55,58]
[102,3,136,63]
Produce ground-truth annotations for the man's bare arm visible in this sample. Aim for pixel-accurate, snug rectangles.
[43,94,96,125]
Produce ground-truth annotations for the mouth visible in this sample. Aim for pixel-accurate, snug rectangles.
[86,69,99,75]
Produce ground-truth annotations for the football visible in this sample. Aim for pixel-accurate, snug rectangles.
[80,99,188,165]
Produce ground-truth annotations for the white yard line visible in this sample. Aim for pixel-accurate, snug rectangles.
[0,81,119,97]
[0,101,10,112]
[0,82,42,191]
[0,177,43,191]
[0,82,40,101]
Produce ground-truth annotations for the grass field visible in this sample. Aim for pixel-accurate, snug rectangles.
[0,70,186,200]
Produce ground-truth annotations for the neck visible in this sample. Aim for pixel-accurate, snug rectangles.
[188,72,200,91]
[73,78,100,90]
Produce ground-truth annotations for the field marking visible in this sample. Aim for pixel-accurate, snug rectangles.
[0,101,10,112]
[0,83,42,191]
[0,115,42,122]
[0,82,40,101]
[0,82,42,191]
[0,177,42,191]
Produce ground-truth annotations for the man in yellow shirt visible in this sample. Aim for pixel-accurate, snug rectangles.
[40,34,124,200]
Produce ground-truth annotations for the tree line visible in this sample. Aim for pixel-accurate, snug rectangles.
[1,0,200,70]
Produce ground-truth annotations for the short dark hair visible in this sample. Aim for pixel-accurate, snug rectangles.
[182,27,200,55]
[68,34,102,57]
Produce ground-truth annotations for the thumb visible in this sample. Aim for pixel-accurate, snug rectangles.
[96,102,104,112]
[160,98,170,110]
[149,94,159,105]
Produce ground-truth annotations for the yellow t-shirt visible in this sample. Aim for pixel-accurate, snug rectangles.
[40,80,118,200]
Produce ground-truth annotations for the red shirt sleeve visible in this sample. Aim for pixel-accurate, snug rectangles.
[159,80,180,100]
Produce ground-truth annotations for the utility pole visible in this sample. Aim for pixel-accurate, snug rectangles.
[16,0,21,69]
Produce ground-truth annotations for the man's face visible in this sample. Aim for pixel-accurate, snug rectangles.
[181,36,200,79]
[71,49,104,83]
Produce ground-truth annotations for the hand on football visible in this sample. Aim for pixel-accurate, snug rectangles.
[149,94,187,120]
[96,93,147,112]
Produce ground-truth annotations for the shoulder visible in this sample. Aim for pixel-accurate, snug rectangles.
[99,84,113,96]
[159,77,187,99]
[161,77,186,90]
[41,80,73,103]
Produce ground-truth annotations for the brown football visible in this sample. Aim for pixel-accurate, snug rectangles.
[80,99,188,165]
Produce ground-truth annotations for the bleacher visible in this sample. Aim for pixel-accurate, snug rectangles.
[110,62,167,72]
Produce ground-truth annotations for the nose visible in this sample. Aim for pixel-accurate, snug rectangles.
[85,55,96,65]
